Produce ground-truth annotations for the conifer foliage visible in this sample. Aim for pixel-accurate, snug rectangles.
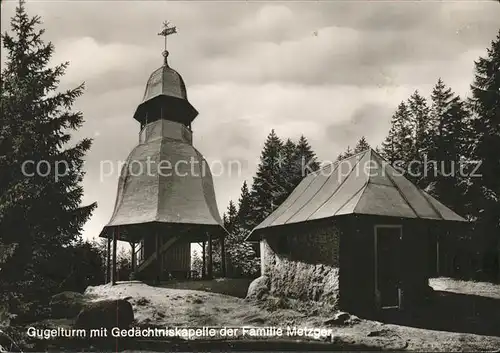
[248,130,285,227]
[221,131,320,277]
[467,30,500,279]
[295,135,321,176]
[425,79,471,214]
[382,102,413,164]
[469,30,500,217]
[237,181,252,230]
[191,250,204,278]
[222,198,259,277]
[408,91,431,159]
[0,1,96,304]
[374,30,500,280]
[248,130,319,227]
[337,137,371,161]
[354,136,370,154]
[336,145,353,161]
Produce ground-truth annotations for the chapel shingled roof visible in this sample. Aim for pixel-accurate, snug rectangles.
[247,148,466,241]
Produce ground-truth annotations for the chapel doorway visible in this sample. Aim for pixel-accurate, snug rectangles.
[374,225,403,309]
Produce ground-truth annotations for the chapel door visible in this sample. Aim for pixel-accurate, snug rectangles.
[375,225,403,309]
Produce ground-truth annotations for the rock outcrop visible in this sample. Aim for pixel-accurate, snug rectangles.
[49,292,85,319]
[246,276,270,300]
[261,230,340,309]
[75,299,133,330]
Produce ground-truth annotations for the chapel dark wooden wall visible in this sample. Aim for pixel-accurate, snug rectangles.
[339,215,431,315]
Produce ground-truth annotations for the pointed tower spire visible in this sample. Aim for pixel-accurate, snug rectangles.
[158,20,177,66]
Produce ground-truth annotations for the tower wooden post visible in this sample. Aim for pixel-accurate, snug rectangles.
[207,233,213,279]
[202,241,206,278]
[155,232,161,284]
[111,229,117,285]
[131,242,136,273]
[106,237,111,283]
[220,234,226,278]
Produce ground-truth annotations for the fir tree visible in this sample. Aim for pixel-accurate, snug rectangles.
[222,199,258,277]
[278,136,320,201]
[236,180,252,231]
[294,135,320,176]
[381,106,400,163]
[444,96,472,163]
[469,30,500,208]
[244,133,320,230]
[427,92,472,215]
[337,138,370,162]
[280,139,298,200]
[354,136,370,153]
[191,250,203,278]
[223,201,238,234]
[51,239,104,292]
[249,130,285,226]
[407,90,431,186]
[0,1,96,303]
[115,248,132,281]
[429,79,455,153]
[408,90,431,159]
[426,79,460,199]
[382,102,414,169]
[283,139,297,160]
[337,145,353,161]
[468,30,500,280]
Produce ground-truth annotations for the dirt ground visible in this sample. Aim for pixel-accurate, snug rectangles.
[81,277,500,351]
[159,278,253,298]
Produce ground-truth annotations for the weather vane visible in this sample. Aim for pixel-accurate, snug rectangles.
[158,21,177,62]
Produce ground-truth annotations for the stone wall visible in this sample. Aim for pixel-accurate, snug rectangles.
[261,221,341,306]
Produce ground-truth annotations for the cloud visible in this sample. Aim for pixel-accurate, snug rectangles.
[51,37,157,88]
[237,4,296,41]
[324,103,394,153]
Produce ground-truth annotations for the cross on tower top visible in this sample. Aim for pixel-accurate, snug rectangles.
[158,21,177,63]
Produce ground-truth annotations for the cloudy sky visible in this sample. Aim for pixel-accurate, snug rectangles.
[1,0,499,241]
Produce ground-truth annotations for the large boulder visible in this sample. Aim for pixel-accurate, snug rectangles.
[75,299,134,330]
[49,292,85,319]
[0,328,23,353]
[0,301,11,326]
[246,276,270,300]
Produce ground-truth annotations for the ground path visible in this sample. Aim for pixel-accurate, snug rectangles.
[83,278,500,351]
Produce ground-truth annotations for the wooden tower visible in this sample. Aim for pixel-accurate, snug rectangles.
[99,22,227,284]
